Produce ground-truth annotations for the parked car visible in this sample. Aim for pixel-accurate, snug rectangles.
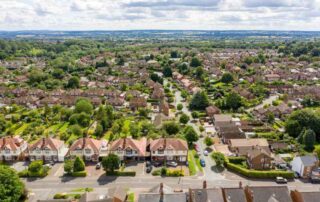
[275,177,287,184]
[153,161,162,167]
[44,164,52,169]
[294,172,300,179]
[146,165,152,173]
[203,150,209,156]
[167,161,178,167]
[311,177,320,184]
[146,161,151,167]
[49,161,55,166]
[96,162,101,169]
[200,159,206,167]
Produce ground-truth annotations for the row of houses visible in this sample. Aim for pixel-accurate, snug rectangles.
[0,136,188,163]
[172,72,201,94]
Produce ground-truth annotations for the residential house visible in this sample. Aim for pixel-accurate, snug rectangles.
[222,187,247,202]
[265,73,281,82]
[129,97,147,110]
[247,148,273,170]
[79,187,127,202]
[151,86,165,100]
[138,183,186,202]
[291,155,319,178]
[189,182,224,202]
[206,105,220,118]
[216,123,245,144]
[67,138,108,162]
[160,100,170,116]
[0,136,28,161]
[291,190,320,202]
[244,186,292,202]
[150,138,188,163]
[213,114,233,128]
[229,138,270,156]
[109,138,147,161]
[29,137,68,162]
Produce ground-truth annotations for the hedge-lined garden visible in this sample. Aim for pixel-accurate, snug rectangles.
[225,157,294,179]
[18,160,50,178]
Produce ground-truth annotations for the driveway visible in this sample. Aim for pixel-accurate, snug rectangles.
[86,163,105,177]
[47,163,64,178]
[124,162,145,176]
[9,161,29,172]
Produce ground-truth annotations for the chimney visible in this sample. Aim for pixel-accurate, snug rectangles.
[82,137,86,149]
[239,181,242,188]
[203,181,207,189]
[42,137,46,147]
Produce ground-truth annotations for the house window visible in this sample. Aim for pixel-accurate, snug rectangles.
[126,149,133,155]
[85,149,91,154]
[5,149,10,154]
[45,148,50,154]
[158,149,164,154]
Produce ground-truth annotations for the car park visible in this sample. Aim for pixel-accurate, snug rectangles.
[275,177,287,184]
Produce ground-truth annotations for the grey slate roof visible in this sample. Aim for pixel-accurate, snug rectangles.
[247,186,292,202]
[223,188,247,202]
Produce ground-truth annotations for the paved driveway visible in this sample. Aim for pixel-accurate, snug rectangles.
[9,161,29,172]
[47,163,64,178]
[124,162,145,176]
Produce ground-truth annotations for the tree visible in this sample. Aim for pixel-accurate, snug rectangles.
[285,109,320,139]
[266,112,275,124]
[73,156,85,172]
[102,154,120,173]
[170,50,179,58]
[190,57,202,67]
[162,66,172,77]
[179,113,190,124]
[303,129,316,151]
[67,76,80,89]
[0,165,25,202]
[211,152,225,167]
[314,146,320,159]
[177,103,183,111]
[64,159,74,174]
[221,72,233,84]
[195,66,204,79]
[191,111,199,119]
[28,160,43,174]
[225,92,243,110]
[150,73,163,84]
[189,91,210,110]
[75,99,93,114]
[204,136,213,146]
[163,122,180,136]
[94,123,104,137]
[184,126,198,145]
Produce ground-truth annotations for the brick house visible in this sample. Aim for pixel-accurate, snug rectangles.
[109,138,147,161]
[0,136,28,161]
[247,148,273,170]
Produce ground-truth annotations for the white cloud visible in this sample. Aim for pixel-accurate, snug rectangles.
[0,0,318,30]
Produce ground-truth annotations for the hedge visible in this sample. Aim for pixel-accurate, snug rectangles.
[53,193,68,199]
[106,171,136,176]
[226,162,294,179]
[228,156,247,164]
[18,169,48,178]
[71,171,87,177]
[151,169,184,177]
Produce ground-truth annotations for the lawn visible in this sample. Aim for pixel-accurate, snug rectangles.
[191,150,203,172]
[127,192,135,202]
[188,151,197,176]
[14,123,29,136]
[58,122,69,133]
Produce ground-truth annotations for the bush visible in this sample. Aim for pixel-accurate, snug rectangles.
[161,167,167,176]
[106,171,136,176]
[166,170,184,177]
[53,193,68,199]
[18,169,29,178]
[228,156,247,164]
[152,170,161,176]
[226,162,294,179]
[71,171,87,177]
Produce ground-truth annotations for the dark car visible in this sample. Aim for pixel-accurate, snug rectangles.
[200,159,206,167]
[153,161,162,167]
[146,166,153,173]
[146,161,151,167]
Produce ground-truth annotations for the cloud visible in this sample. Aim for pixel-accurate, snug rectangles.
[0,0,318,31]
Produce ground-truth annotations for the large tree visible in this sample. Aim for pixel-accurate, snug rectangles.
[163,122,180,136]
[179,113,190,124]
[211,152,226,167]
[75,99,93,115]
[190,57,202,67]
[67,76,80,89]
[224,92,243,110]
[162,66,172,77]
[184,126,199,145]
[102,154,120,173]
[221,72,234,84]
[189,91,210,110]
[0,165,25,202]
[285,109,320,139]
[73,156,85,172]
[303,129,316,151]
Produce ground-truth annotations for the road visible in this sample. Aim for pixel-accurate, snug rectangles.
[174,89,224,180]
[246,94,279,112]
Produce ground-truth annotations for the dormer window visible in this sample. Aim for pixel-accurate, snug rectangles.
[158,149,164,154]
[5,148,10,154]
[85,148,91,154]
[125,148,133,155]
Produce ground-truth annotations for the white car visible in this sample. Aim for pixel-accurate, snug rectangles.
[203,150,209,156]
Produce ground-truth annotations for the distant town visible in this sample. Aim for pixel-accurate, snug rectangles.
[0,31,320,202]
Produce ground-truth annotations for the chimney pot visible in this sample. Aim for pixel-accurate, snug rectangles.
[203,181,207,189]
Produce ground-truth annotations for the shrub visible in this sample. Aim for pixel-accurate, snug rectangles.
[160,167,167,176]
[228,156,247,164]
[53,193,68,199]
[226,162,294,179]
[71,171,87,177]
[18,169,29,178]
[152,170,161,176]
[167,170,184,177]
[106,171,136,176]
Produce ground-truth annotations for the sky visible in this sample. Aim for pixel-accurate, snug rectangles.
[0,0,319,31]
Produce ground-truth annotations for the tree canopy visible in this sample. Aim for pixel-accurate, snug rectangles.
[0,165,25,202]
[189,91,210,110]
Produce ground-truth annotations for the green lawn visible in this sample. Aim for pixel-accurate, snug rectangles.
[188,151,197,176]
[14,123,29,136]
[127,192,135,202]
[58,122,69,133]
[191,150,203,172]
